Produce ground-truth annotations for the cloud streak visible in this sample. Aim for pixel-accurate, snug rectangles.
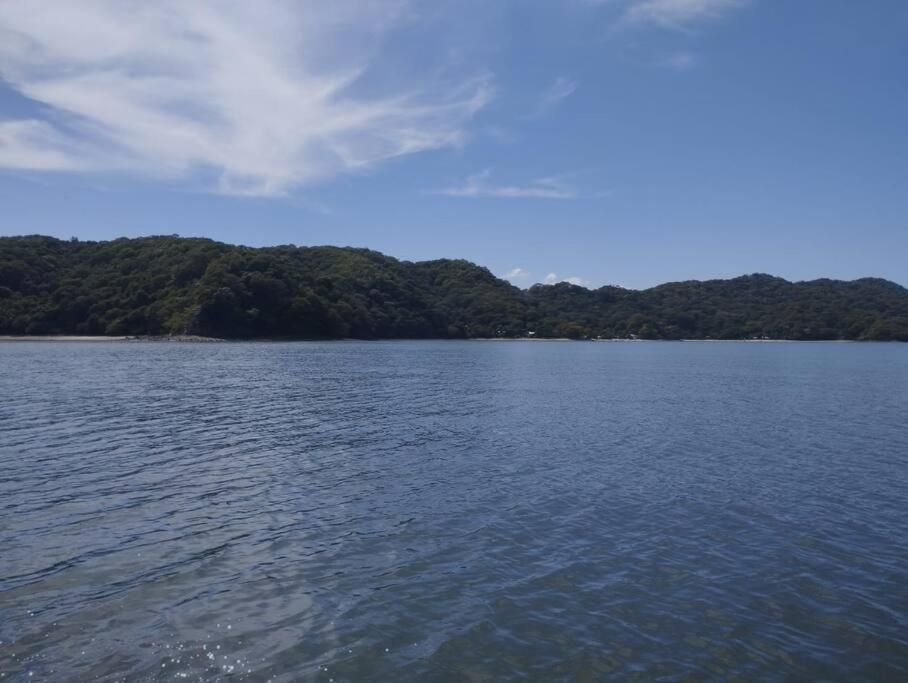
[661,51,698,68]
[533,77,577,117]
[0,1,493,196]
[435,169,577,200]
[621,0,747,28]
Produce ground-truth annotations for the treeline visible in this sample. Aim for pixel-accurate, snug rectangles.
[1,235,906,341]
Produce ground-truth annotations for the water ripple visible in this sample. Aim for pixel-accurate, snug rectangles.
[1,340,907,680]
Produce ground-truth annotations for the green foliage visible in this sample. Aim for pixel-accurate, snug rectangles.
[1,236,906,341]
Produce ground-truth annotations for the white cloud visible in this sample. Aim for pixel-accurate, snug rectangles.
[0,120,93,171]
[622,0,747,28]
[502,267,531,281]
[0,1,493,196]
[435,169,577,200]
[533,77,577,117]
[543,272,586,286]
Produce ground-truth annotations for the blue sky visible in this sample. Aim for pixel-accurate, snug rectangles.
[0,0,906,289]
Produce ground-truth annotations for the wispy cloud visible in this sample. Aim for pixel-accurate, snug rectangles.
[533,77,577,117]
[543,272,586,286]
[434,169,578,200]
[621,0,747,29]
[0,1,493,197]
[661,51,699,68]
[0,120,92,171]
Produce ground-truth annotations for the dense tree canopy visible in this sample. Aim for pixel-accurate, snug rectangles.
[1,235,906,341]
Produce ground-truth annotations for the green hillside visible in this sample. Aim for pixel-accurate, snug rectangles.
[1,235,906,340]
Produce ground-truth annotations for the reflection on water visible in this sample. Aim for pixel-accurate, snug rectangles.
[1,340,907,680]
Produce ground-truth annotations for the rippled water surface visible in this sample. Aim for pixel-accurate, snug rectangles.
[2,340,908,681]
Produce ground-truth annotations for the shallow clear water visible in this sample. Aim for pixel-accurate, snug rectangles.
[1,340,907,681]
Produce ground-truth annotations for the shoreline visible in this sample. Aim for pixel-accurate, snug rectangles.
[0,335,222,343]
[0,335,884,344]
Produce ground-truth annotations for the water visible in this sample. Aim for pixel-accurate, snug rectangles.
[1,341,907,681]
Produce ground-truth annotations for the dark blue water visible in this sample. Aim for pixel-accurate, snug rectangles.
[1,341,907,681]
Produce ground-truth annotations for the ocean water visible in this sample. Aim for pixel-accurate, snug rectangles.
[1,340,907,681]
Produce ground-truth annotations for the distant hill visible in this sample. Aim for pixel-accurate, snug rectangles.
[1,235,906,341]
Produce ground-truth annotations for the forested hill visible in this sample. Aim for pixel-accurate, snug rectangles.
[1,235,906,341]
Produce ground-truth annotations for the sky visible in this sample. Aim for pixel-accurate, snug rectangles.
[0,0,906,290]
